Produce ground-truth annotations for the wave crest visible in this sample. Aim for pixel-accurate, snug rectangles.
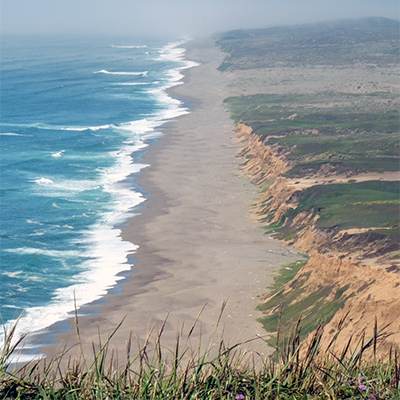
[1,122,114,132]
[4,247,80,258]
[94,69,148,77]
[51,150,64,158]
[111,44,147,49]
[34,177,54,186]
[0,132,26,137]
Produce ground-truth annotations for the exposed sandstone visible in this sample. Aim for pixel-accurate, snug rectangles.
[237,123,400,357]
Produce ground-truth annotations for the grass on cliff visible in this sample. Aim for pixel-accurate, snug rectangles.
[1,310,400,399]
[225,90,399,249]
[225,95,399,136]
[289,181,400,237]
[257,260,349,346]
[263,181,400,252]
[225,94,399,176]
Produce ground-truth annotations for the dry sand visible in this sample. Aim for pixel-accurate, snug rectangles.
[41,39,298,361]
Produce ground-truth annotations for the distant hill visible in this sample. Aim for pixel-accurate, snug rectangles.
[217,17,400,70]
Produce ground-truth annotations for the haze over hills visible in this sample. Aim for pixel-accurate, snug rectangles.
[218,17,400,69]
[1,12,400,399]
[1,0,399,36]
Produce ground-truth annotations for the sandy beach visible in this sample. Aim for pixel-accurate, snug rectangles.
[3,7,399,396]
[40,39,298,361]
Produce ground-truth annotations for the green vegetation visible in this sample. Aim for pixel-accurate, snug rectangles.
[1,318,399,399]
[267,259,307,293]
[259,286,346,339]
[291,181,399,232]
[225,91,400,246]
[225,94,399,175]
[262,181,400,249]
[225,94,399,134]
[257,260,348,345]
[217,17,400,70]
[266,181,400,251]
[222,19,400,177]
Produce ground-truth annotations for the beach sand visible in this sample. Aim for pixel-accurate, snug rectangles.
[42,39,298,361]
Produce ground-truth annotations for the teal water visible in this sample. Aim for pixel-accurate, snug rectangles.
[0,36,196,347]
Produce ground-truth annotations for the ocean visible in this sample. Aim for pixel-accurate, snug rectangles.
[0,36,196,350]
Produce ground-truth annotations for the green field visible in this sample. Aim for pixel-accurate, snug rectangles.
[293,181,399,229]
[217,17,400,70]
[225,94,399,176]
[264,181,400,246]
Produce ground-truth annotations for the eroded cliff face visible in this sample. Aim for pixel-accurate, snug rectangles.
[237,124,291,184]
[305,253,400,355]
[236,123,400,357]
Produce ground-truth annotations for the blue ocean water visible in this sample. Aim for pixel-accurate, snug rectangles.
[0,36,196,344]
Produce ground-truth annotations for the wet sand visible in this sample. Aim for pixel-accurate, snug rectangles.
[43,39,298,361]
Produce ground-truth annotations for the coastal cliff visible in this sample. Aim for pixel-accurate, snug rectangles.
[237,122,400,357]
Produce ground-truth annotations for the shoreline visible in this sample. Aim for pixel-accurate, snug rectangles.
[26,38,298,362]
[0,40,196,362]
[5,40,199,363]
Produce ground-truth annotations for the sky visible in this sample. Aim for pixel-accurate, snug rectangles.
[1,0,399,37]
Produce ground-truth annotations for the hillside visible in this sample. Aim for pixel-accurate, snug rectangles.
[220,17,400,356]
[218,17,400,69]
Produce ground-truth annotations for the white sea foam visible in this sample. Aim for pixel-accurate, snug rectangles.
[94,69,148,77]
[32,176,99,196]
[0,132,25,136]
[2,271,23,278]
[4,247,81,258]
[7,351,45,364]
[1,122,114,132]
[157,41,186,62]
[34,177,54,186]
[30,229,46,237]
[1,40,200,357]
[113,82,152,86]
[116,43,199,138]
[111,44,147,49]
[59,124,114,132]
[26,219,43,225]
[51,150,64,158]
[63,224,74,229]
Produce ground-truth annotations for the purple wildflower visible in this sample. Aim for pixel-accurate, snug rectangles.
[358,383,367,392]
[235,394,245,400]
